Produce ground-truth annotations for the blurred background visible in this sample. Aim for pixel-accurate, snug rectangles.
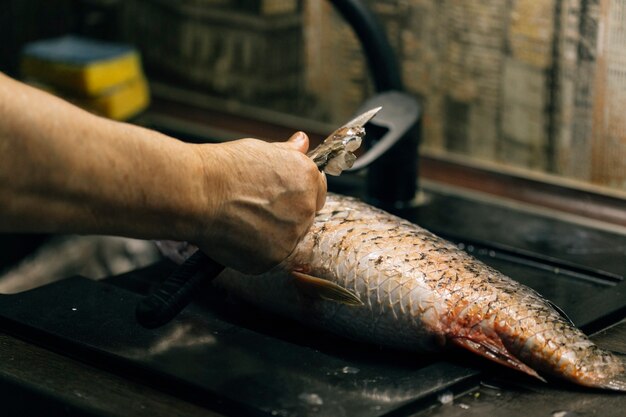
[2,0,625,191]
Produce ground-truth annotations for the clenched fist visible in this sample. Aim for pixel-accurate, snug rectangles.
[189,132,327,274]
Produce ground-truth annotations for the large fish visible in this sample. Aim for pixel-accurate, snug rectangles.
[158,105,624,390]
[161,193,626,391]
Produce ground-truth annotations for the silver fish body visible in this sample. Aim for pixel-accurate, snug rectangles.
[202,194,625,390]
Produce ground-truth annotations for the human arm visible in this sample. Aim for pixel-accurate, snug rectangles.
[0,72,326,274]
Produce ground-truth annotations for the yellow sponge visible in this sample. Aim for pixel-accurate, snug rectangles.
[21,36,150,120]
[76,77,150,121]
[21,36,143,97]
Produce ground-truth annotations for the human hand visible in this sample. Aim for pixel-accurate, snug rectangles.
[189,132,326,274]
[0,73,323,266]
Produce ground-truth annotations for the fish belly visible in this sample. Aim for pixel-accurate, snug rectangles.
[214,269,441,351]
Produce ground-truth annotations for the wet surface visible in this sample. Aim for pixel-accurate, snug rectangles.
[0,275,480,417]
[0,186,624,416]
[411,361,626,417]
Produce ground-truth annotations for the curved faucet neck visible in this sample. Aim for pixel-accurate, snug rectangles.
[329,0,403,93]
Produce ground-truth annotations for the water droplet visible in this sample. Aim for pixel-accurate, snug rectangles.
[488,250,496,257]
[467,245,475,252]
[341,366,360,374]
[298,392,323,406]
[437,390,454,405]
[71,307,77,311]
[459,403,470,409]
[552,412,567,417]
[457,243,466,250]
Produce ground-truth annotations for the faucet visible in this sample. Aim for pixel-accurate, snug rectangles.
[330,0,421,210]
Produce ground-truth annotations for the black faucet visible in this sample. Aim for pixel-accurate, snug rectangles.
[330,0,421,210]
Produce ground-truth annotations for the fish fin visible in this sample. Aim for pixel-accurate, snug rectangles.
[599,353,626,392]
[603,376,626,391]
[451,336,546,382]
[292,271,363,306]
[546,299,575,326]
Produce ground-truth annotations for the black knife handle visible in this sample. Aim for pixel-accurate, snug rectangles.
[136,251,224,328]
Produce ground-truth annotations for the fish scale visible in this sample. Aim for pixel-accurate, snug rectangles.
[203,193,626,390]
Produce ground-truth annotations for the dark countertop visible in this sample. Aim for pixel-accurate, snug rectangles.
[0,320,624,417]
[0,184,624,417]
[0,332,219,417]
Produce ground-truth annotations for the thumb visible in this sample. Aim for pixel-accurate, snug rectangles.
[282,131,309,154]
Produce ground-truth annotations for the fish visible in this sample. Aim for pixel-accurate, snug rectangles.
[161,193,626,391]
[158,105,624,390]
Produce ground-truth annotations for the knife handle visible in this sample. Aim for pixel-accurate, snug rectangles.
[135,251,224,328]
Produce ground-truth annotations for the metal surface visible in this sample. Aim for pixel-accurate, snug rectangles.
[349,93,419,171]
[307,106,381,174]
[0,186,624,416]
[335,106,383,134]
